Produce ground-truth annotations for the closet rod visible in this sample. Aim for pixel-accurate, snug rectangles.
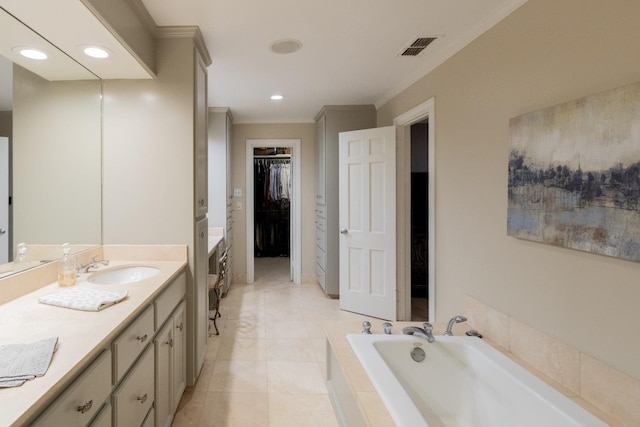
[254,154,291,159]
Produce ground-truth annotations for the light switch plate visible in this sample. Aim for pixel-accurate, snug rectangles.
[233,188,242,197]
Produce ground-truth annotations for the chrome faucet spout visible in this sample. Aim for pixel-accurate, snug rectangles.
[78,257,110,274]
[402,322,435,343]
[444,315,467,336]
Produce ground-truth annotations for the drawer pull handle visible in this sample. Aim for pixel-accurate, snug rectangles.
[137,393,148,404]
[177,322,184,332]
[136,334,148,343]
[77,400,93,414]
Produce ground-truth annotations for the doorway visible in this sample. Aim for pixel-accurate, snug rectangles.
[394,98,436,322]
[410,121,429,320]
[245,139,301,284]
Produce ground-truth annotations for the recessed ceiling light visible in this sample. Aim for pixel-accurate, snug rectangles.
[271,94,284,101]
[82,46,110,59]
[13,47,48,60]
[270,39,302,54]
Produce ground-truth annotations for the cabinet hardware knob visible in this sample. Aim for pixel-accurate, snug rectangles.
[137,393,148,404]
[77,400,93,414]
[0,228,6,234]
[136,334,148,343]
[177,322,184,331]
[340,228,348,234]
[166,338,174,347]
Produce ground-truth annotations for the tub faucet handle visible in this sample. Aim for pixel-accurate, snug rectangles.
[361,321,372,334]
[383,322,393,334]
[444,315,467,336]
[423,322,433,333]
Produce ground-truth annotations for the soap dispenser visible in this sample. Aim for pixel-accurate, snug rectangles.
[12,243,29,272]
[57,243,77,287]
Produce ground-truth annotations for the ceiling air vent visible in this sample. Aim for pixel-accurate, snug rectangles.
[400,37,437,57]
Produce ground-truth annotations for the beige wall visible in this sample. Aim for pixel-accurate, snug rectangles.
[378,0,640,380]
[230,123,316,281]
[102,37,194,247]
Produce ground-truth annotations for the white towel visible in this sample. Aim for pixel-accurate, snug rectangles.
[39,286,128,312]
[0,337,58,388]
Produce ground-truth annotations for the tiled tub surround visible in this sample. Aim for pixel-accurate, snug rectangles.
[326,320,620,427]
[465,296,639,427]
[0,245,187,426]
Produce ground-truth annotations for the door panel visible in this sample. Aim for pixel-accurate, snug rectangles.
[339,126,396,320]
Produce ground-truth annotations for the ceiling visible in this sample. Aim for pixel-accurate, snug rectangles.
[1,0,527,123]
[141,0,526,124]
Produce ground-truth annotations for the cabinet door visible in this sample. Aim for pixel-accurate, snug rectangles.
[154,321,173,427]
[194,54,208,218]
[225,113,233,201]
[172,301,187,411]
[195,217,209,373]
[316,114,326,205]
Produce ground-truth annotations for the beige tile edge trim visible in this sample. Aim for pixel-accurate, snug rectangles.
[465,295,637,427]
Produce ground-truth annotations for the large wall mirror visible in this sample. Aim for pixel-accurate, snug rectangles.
[0,8,102,276]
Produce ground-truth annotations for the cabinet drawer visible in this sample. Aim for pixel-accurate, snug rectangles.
[155,271,186,329]
[32,349,111,427]
[113,305,154,383]
[316,263,326,289]
[316,247,326,270]
[315,204,327,219]
[113,345,154,427]
[316,228,326,251]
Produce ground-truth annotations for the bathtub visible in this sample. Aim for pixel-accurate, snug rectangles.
[346,334,607,427]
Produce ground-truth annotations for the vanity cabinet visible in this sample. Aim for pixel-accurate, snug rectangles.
[314,105,376,297]
[28,269,187,427]
[208,107,234,295]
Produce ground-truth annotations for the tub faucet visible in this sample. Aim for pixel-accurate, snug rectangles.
[402,323,435,343]
[78,257,110,274]
[444,315,467,336]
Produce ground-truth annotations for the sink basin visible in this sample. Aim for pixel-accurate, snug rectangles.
[88,266,160,285]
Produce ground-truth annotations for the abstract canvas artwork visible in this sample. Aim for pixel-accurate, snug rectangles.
[508,82,640,262]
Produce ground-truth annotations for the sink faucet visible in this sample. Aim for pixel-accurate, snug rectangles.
[444,315,467,336]
[402,323,435,343]
[78,257,110,274]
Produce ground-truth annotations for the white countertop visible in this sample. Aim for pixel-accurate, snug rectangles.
[208,235,223,258]
[0,259,186,426]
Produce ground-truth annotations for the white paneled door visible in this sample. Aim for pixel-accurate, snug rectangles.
[339,126,396,320]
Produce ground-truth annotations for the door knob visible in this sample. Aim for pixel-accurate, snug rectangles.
[340,228,348,234]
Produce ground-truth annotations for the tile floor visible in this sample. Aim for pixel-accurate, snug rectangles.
[172,257,374,426]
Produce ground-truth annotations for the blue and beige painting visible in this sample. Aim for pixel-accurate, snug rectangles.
[508,81,640,262]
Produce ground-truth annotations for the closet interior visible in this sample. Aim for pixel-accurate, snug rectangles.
[253,147,291,268]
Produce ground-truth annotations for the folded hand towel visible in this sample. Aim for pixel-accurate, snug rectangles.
[39,286,128,311]
[0,337,58,388]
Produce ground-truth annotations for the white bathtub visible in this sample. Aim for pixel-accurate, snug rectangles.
[347,334,608,427]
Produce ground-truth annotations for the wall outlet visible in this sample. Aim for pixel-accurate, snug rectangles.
[233,188,242,197]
